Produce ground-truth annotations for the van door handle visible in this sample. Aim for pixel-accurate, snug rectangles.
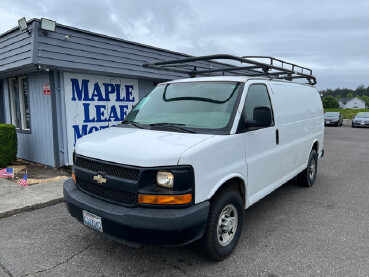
[276,129,279,145]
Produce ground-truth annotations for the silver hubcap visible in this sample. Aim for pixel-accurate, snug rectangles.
[217,204,238,246]
[309,158,316,179]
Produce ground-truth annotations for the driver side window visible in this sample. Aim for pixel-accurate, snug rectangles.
[244,84,274,126]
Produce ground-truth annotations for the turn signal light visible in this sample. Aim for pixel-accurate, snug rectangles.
[138,194,192,205]
[72,172,76,183]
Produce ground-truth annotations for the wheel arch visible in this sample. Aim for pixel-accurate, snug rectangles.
[311,140,319,153]
[206,174,247,209]
[303,139,319,167]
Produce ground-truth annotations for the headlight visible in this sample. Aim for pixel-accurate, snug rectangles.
[156,171,174,188]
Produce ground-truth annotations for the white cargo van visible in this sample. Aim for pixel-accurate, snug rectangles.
[64,55,324,260]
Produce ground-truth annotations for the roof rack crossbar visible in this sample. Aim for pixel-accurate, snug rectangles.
[274,75,312,80]
[142,54,317,85]
[187,65,261,75]
[242,56,313,75]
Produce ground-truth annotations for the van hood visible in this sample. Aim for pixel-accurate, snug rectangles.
[75,126,214,167]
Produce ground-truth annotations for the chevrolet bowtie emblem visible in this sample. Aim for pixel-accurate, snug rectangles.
[93,174,107,184]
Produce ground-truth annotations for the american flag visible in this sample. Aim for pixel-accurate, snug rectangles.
[0,168,14,178]
[19,172,28,187]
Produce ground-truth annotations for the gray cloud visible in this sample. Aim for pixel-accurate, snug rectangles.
[1,0,369,90]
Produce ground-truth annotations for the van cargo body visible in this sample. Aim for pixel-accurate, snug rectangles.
[64,59,324,260]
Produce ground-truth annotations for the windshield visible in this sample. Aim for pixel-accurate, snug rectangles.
[324,112,339,118]
[356,112,369,118]
[124,81,241,131]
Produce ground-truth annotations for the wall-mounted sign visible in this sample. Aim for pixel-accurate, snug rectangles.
[64,73,139,164]
[43,84,51,95]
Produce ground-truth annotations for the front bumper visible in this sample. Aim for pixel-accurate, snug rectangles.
[324,120,339,125]
[63,178,209,246]
[352,121,369,127]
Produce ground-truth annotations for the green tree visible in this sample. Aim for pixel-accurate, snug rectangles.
[361,95,369,107]
[323,96,339,109]
[355,84,366,96]
[319,85,369,98]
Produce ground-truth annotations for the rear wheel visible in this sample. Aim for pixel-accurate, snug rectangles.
[199,186,243,261]
[297,150,318,187]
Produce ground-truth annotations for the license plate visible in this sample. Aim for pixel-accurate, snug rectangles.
[361,122,365,125]
[83,210,103,232]
[325,121,330,124]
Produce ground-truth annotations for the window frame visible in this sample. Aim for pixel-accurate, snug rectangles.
[8,76,31,133]
[237,82,275,133]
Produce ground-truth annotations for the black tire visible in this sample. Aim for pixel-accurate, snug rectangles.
[199,186,244,261]
[297,150,318,187]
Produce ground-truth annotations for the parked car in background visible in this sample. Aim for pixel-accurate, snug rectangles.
[352,112,369,127]
[324,112,343,126]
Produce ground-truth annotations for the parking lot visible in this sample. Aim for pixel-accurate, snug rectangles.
[1,125,369,277]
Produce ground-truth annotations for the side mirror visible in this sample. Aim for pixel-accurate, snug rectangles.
[246,106,272,128]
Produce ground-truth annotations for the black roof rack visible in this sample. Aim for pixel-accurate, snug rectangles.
[142,54,317,85]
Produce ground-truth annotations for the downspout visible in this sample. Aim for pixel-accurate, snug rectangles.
[49,70,61,167]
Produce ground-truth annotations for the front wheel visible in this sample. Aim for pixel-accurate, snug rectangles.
[199,186,244,261]
[297,150,318,187]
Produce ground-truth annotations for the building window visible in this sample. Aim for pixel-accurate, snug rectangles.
[9,77,30,130]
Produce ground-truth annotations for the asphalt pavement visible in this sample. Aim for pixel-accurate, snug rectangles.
[1,125,368,276]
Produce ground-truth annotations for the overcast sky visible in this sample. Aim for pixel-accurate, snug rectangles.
[1,0,369,90]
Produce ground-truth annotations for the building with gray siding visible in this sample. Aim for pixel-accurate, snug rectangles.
[0,18,222,167]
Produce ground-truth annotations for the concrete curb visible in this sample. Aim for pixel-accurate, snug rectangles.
[343,119,352,126]
[0,198,65,219]
[0,178,67,220]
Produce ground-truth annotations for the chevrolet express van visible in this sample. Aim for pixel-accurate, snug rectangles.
[64,55,324,260]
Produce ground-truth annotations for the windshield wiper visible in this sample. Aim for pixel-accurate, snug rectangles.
[121,120,145,129]
[148,122,195,133]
